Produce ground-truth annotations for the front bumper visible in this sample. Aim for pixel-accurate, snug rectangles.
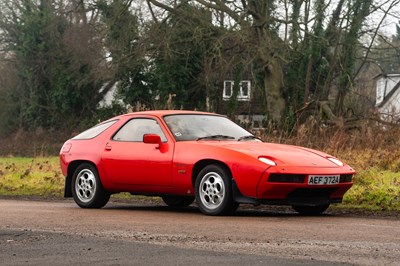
[255,165,354,206]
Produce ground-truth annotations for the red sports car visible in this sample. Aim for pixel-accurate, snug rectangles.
[60,110,355,215]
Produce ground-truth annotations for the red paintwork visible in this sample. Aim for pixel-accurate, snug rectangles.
[60,110,355,203]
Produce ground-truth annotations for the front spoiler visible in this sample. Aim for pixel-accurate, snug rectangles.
[232,178,345,207]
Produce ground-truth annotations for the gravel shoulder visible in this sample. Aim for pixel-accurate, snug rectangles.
[0,228,351,266]
[1,198,399,265]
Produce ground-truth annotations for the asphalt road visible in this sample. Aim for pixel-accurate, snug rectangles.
[0,199,399,265]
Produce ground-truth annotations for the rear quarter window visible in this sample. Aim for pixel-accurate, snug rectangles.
[72,120,118,140]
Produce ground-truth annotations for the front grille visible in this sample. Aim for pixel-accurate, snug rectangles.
[268,174,306,183]
[268,174,352,184]
[259,188,340,206]
[287,188,337,199]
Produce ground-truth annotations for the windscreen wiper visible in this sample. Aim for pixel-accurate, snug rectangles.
[197,135,235,141]
[237,135,262,141]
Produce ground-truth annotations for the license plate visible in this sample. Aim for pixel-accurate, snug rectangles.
[308,175,340,185]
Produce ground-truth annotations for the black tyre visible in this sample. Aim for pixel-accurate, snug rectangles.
[195,164,238,215]
[71,163,110,208]
[162,195,195,207]
[292,204,330,215]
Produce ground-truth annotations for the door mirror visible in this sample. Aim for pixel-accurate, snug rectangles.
[143,134,162,145]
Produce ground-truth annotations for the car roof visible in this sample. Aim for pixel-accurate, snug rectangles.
[119,110,220,118]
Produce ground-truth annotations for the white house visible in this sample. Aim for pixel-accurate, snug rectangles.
[375,74,400,122]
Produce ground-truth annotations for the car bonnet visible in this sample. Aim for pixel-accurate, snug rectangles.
[214,142,341,167]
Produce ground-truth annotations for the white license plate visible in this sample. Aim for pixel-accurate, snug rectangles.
[308,175,340,185]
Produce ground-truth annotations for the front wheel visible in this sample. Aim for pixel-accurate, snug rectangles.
[195,164,238,215]
[292,204,330,215]
[71,163,110,208]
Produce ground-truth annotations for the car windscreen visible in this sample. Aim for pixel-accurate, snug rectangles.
[163,114,252,141]
[72,120,118,140]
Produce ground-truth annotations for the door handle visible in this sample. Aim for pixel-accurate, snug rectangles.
[105,143,112,151]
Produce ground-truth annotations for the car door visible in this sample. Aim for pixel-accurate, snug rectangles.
[101,117,173,186]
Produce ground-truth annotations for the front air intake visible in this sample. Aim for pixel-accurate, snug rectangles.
[268,174,306,183]
[340,174,353,183]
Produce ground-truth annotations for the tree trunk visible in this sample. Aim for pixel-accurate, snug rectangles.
[263,60,285,122]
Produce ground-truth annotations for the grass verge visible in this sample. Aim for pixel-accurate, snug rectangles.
[0,156,399,212]
[0,157,63,197]
[341,168,400,211]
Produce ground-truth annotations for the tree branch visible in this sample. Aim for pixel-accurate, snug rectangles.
[354,0,400,78]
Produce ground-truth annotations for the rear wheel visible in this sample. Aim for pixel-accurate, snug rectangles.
[71,163,110,208]
[292,204,330,215]
[162,195,194,207]
[195,164,238,215]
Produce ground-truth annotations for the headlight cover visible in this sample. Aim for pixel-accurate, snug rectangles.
[61,143,72,153]
[327,157,344,166]
[259,157,276,166]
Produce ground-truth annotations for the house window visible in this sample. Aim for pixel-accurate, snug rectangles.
[223,80,251,101]
[223,81,233,99]
[238,81,250,100]
[376,78,386,105]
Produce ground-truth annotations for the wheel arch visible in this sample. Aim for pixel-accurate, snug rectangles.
[191,159,260,206]
[64,160,98,197]
[191,159,232,187]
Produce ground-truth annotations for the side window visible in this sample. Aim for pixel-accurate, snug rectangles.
[113,118,167,142]
[73,120,118,140]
